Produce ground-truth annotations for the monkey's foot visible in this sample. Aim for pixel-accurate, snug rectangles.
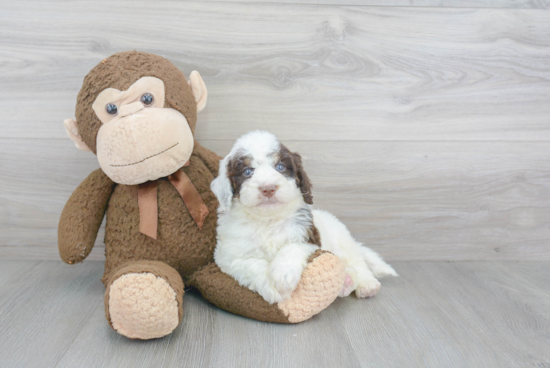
[105,261,184,339]
[278,250,346,323]
[189,250,345,324]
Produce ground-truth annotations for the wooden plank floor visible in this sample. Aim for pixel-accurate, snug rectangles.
[0,260,548,368]
[206,0,550,8]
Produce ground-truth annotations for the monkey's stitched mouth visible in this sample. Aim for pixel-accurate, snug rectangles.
[110,142,179,167]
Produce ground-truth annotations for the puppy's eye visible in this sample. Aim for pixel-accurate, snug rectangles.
[140,93,154,106]
[105,103,118,115]
[275,163,285,172]
[243,168,254,177]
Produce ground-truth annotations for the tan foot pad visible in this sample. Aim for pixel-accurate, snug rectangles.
[108,272,179,339]
[278,252,346,323]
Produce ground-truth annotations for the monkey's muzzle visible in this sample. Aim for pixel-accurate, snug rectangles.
[96,107,194,185]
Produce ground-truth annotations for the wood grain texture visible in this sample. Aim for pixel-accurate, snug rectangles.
[1,2,550,142]
[204,0,550,8]
[0,261,105,368]
[1,0,549,261]
[335,261,550,367]
[2,138,549,261]
[1,260,549,368]
[56,287,362,368]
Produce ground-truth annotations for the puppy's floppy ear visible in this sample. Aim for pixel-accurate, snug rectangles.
[211,156,233,212]
[291,152,313,204]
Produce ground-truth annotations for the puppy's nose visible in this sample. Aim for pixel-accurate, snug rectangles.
[259,185,278,198]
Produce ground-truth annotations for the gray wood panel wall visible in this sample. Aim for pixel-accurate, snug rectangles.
[1,1,549,261]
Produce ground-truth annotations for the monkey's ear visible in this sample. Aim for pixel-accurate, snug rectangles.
[63,118,92,152]
[188,70,208,113]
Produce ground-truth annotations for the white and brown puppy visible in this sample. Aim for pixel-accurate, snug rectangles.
[211,131,397,304]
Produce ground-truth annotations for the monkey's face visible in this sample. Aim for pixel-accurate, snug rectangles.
[92,77,194,185]
[64,52,208,185]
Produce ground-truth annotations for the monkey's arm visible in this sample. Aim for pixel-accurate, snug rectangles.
[193,140,222,177]
[58,169,116,264]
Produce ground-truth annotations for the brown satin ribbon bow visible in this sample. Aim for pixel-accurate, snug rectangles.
[137,161,209,240]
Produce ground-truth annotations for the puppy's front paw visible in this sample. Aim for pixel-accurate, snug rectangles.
[356,279,381,298]
[270,264,303,298]
[257,286,284,304]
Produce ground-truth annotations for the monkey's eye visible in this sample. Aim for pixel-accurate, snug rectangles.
[275,163,286,172]
[105,103,118,115]
[243,168,254,177]
[140,93,154,106]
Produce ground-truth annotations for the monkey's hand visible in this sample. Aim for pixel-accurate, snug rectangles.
[58,169,115,264]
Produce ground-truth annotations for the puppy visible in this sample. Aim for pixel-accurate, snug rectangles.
[211,131,397,304]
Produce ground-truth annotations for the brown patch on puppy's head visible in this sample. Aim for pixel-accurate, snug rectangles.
[278,144,313,205]
[75,51,198,154]
[225,150,252,197]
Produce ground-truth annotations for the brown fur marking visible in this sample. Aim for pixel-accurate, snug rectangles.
[278,144,313,205]
[226,150,252,197]
[307,223,322,247]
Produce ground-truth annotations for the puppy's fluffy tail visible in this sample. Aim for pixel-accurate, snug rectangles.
[360,246,398,278]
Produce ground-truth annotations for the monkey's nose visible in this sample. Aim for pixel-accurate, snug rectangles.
[259,185,278,198]
[118,101,144,117]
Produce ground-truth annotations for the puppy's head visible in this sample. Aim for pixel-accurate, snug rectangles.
[211,131,313,215]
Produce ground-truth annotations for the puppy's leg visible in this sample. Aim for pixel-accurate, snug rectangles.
[359,246,398,278]
[312,209,395,297]
[337,252,382,298]
[270,243,318,299]
[224,258,284,304]
[340,274,354,297]
[354,263,382,298]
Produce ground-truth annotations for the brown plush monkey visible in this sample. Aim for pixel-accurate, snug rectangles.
[58,51,345,340]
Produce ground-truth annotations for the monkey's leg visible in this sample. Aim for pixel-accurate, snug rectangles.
[188,250,345,323]
[104,261,184,339]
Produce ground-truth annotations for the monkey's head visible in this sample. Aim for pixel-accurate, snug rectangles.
[64,51,208,185]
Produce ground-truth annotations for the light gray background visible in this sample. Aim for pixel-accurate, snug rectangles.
[2,0,550,262]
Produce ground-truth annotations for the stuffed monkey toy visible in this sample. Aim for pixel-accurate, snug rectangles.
[58,51,345,339]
